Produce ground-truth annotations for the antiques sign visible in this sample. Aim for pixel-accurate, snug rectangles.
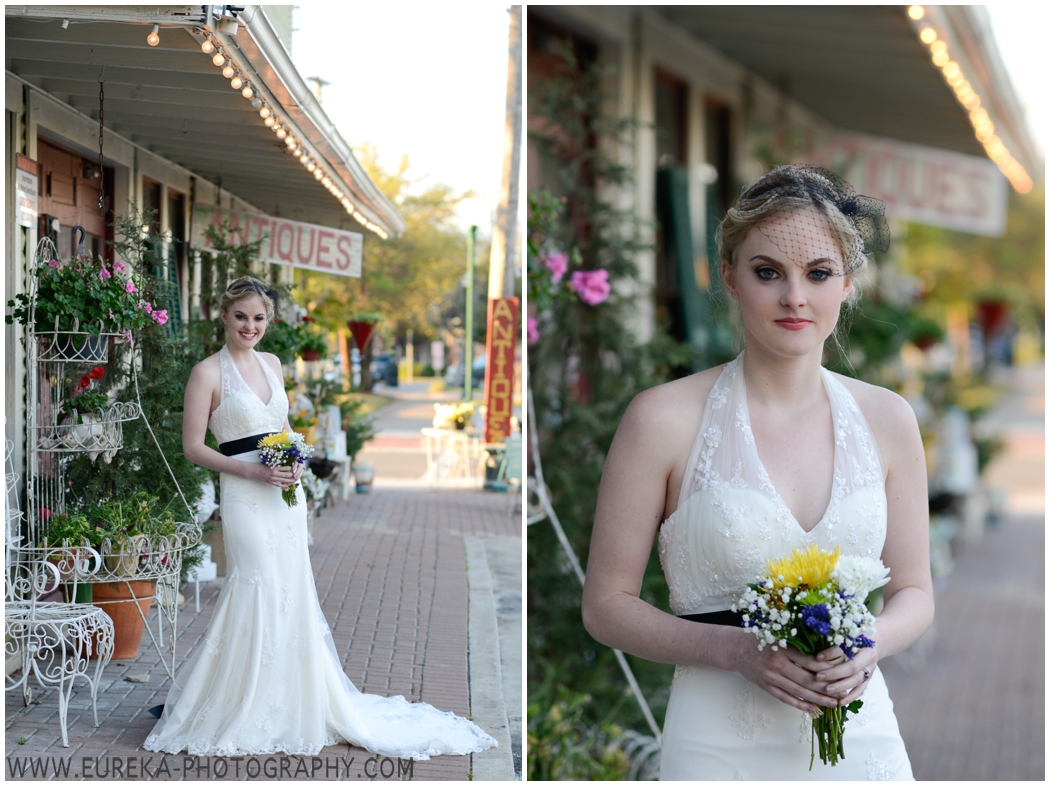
[482,297,519,444]
[15,155,38,229]
[191,205,363,277]
[804,133,1008,237]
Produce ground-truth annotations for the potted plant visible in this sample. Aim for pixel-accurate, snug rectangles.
[257,317,299,364]
[39,511,95,596]
[290,409,319,445]
[86,491,179,659]
[297,317,329,362]
[6,252,166,361]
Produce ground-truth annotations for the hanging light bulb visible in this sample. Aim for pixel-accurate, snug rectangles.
[259,106,271,119]
[147,25,160,46]
[264,116,275,127]
[222,64,235,79]
[231,76,243,89]
[242,85,254,99]
[212,52,226,67]
[286,137,297,148]
[276,127,288,139]
[201,39,214,54]
[314,169,324,181]
[306,161,317,172]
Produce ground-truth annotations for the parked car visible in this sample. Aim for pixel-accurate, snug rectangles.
[370,354,398,386]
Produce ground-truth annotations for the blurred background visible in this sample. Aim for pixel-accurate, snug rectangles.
[525,5,1043,780]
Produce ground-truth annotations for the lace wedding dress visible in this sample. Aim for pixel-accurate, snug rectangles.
[657,354,912,780]
[144,346,497,758]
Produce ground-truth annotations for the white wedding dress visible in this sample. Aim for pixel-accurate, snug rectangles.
[657,353,913,780]
[144,346,497,758]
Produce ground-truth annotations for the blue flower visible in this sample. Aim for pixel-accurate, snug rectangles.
[801,603,832,637]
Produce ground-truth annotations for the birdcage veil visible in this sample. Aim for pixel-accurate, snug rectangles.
[718,165,890,277]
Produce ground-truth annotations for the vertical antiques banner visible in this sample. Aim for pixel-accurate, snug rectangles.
[482,297,518,443]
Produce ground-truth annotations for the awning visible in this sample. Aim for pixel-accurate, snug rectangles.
[650,5,1039,191]
[5,5,405,238]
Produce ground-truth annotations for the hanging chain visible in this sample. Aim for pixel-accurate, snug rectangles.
[97,75,105,216]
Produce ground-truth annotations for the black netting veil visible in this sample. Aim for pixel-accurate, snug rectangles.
[729,165,890,275]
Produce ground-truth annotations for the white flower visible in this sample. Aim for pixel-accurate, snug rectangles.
[832,554,890,597]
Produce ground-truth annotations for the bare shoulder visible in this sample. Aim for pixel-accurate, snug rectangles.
[257,351,283,376]
[833,373,921,457]
[189,353,221,386]
[618,364,726,450]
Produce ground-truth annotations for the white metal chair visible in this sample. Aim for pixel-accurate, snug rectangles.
[5,437,114,747]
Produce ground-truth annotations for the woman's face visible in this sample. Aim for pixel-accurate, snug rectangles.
[222,294,269,350]
[721,206,852,360]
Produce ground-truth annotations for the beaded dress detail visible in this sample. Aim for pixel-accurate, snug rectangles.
[144,347,497,758]
[657,353,912,780]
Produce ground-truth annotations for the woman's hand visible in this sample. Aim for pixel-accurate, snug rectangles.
[807,644,878,707]
[252,463,296,489]
[291,462,304,483]
[732,636,843,715]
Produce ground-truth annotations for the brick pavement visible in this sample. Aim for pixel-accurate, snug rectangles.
[5,490,520,781]
[881,364,1044,780]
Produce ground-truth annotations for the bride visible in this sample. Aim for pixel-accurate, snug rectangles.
[143,276,497,759]
[581,166,933,780]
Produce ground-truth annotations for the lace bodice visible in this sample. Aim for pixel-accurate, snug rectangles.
[208,345,288,445]
[657,353,887,615]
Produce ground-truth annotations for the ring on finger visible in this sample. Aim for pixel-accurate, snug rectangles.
[862,667,871,681]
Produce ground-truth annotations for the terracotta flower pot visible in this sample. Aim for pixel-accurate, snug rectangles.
[90,580,155,659]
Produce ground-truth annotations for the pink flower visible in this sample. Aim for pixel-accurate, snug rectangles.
[542,251,568,284]
[141,301,153,314]
[527,317,540,346]
[570,269,611,306]
[38,507,51,521]
[109,309,114,319]
[98,267,111,280]
[113,260,126,274]
[125,280,136,294]
[121,329,132,343]
[47,259,59,269]
[152,309,168,325]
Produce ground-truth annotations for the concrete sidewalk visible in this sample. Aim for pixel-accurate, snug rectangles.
[880,363,1044,780]
[5,490,522,781]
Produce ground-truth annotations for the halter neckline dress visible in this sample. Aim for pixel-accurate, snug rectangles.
[656,353,913,780]
[143,346,497,759]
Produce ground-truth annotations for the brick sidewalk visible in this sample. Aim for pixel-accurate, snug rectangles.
[881,364,1044,780]
[5,490,520,781]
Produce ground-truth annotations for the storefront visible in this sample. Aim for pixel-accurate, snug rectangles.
[5,5,405,475]
[527,5,1039,350]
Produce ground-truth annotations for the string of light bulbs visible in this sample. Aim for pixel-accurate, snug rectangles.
[193,31,390,239]
[906,5,1032,194]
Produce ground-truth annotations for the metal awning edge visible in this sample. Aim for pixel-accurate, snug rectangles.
[234,5,407,237]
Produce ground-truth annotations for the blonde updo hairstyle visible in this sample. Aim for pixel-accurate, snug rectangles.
[715,165,868,308]
[220,276,276,322]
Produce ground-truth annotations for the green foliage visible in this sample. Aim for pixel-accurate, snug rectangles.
[7,249,160,335]
[64,209,208,523]
[294,147,473,341]
[341,397,377,459]
[527,693,631,781]
[904,184,1045,329]
[528,45,683,739]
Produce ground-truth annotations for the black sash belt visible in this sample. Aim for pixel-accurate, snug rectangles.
[678,610,745,628]
[218,432,279,457]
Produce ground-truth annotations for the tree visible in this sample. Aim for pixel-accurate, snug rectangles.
[295,145,478,344]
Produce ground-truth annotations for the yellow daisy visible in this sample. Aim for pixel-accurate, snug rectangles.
[259,432,289,449]
[763,544,840,589]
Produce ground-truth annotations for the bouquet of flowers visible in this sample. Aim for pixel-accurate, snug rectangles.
[257,431,314,507]
[731,545,891,768]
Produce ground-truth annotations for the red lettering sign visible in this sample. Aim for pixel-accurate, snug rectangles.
[191,205,363,277]
[483,298,519,444]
